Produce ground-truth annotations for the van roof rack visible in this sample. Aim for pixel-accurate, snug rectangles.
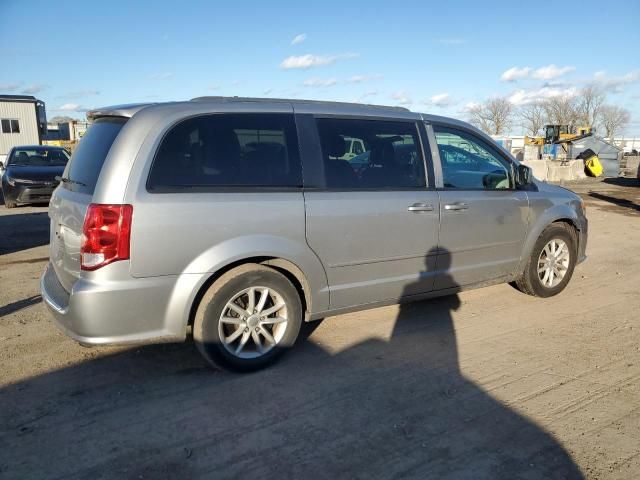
[189,96,410,112]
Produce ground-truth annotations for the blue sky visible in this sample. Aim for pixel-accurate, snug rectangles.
[1,0,639,133]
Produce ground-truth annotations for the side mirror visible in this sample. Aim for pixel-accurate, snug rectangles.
[516,164,533,186]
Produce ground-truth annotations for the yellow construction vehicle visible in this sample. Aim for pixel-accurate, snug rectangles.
[523,123,617,176]
[523,125,593,147]
[544,124,594,144]
[524,135,544,146]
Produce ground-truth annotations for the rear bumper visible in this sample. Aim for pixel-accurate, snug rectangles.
[41,262,191,346]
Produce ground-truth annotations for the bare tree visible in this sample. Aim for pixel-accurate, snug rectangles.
[468,97,513,135]
[543,95,579,126]
[519,102,546,136]
[576,85,606,127]
[468,104,492,133]
[599,105,630,140]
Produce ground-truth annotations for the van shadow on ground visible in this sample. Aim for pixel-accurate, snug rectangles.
[0,248,584,479]
[588,191,640,213]
[603,177,639,188]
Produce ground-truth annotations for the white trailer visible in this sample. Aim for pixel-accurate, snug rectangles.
[0,95,47,164]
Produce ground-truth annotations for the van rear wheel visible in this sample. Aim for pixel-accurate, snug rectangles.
[193,264,302,372]
[514,223,577,298]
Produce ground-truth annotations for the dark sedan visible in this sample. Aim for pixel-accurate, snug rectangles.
[0,146,70,208]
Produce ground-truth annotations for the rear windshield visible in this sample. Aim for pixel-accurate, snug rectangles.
[8,148,69,167]
[63,117,126,194]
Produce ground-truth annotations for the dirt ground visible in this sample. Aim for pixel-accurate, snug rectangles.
[0,177,639,479]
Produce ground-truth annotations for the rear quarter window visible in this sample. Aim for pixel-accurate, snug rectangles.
[63,117,126,194]
[147,113,302,191]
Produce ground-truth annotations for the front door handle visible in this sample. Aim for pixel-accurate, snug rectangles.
[444,202,469,211]
[408,203,435,212]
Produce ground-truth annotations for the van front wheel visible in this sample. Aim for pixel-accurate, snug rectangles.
[193,264,302,372]
[514,223,577,298]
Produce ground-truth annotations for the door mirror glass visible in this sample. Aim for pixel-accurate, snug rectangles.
[516,164,533,186]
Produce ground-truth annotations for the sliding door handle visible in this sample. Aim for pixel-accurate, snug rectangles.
[444,202,469,211]
[408,203,435,212]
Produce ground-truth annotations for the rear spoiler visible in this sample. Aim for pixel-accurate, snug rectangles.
[86,103,154,122]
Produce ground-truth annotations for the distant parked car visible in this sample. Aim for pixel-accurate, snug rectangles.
[0,146,70,208]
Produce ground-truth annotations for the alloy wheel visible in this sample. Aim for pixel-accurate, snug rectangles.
[218,286,288,359]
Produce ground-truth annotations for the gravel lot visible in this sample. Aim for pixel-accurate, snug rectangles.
[1,178,639,479]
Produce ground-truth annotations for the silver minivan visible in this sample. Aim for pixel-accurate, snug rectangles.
[41,97,588,372]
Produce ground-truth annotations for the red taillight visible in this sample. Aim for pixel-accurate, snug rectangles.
[81,204,133,271]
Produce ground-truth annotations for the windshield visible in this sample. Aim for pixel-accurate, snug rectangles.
[8,148,70,167]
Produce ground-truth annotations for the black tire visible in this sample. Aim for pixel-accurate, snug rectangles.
[193,264,302,373]
[514,223,577,298]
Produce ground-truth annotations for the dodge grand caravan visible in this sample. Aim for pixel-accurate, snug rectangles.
[41,97,588,372]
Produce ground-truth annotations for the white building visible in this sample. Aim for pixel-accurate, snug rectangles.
[611,137,640,153]
[43,120,90,144]
[0,95,47,163]
[68,120,88,141]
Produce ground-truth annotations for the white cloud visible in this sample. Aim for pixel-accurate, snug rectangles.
[21,84,45,94]
[501,66,531,82]
[207,84,220,90]
[540,79,568,88]
[60,90,100,99]
[149,72,173,80]
[507,86,578,106]
[592,70,640,92]
[303,78,338,87]
[439,38,465,45]
[280,53,358,69]
[354,90,379,103]
[0,83,21,92]
[532,64,575,80]
[500,65,575,82]
[460,101,480,113]
[291,33,307,45]
[57,103,90,112]
[391,90,412,105]
[348,75,367,83]
[430,93,452,107]
[347,74,382,83]
[59,103,80,110]
[501,65,575,82]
